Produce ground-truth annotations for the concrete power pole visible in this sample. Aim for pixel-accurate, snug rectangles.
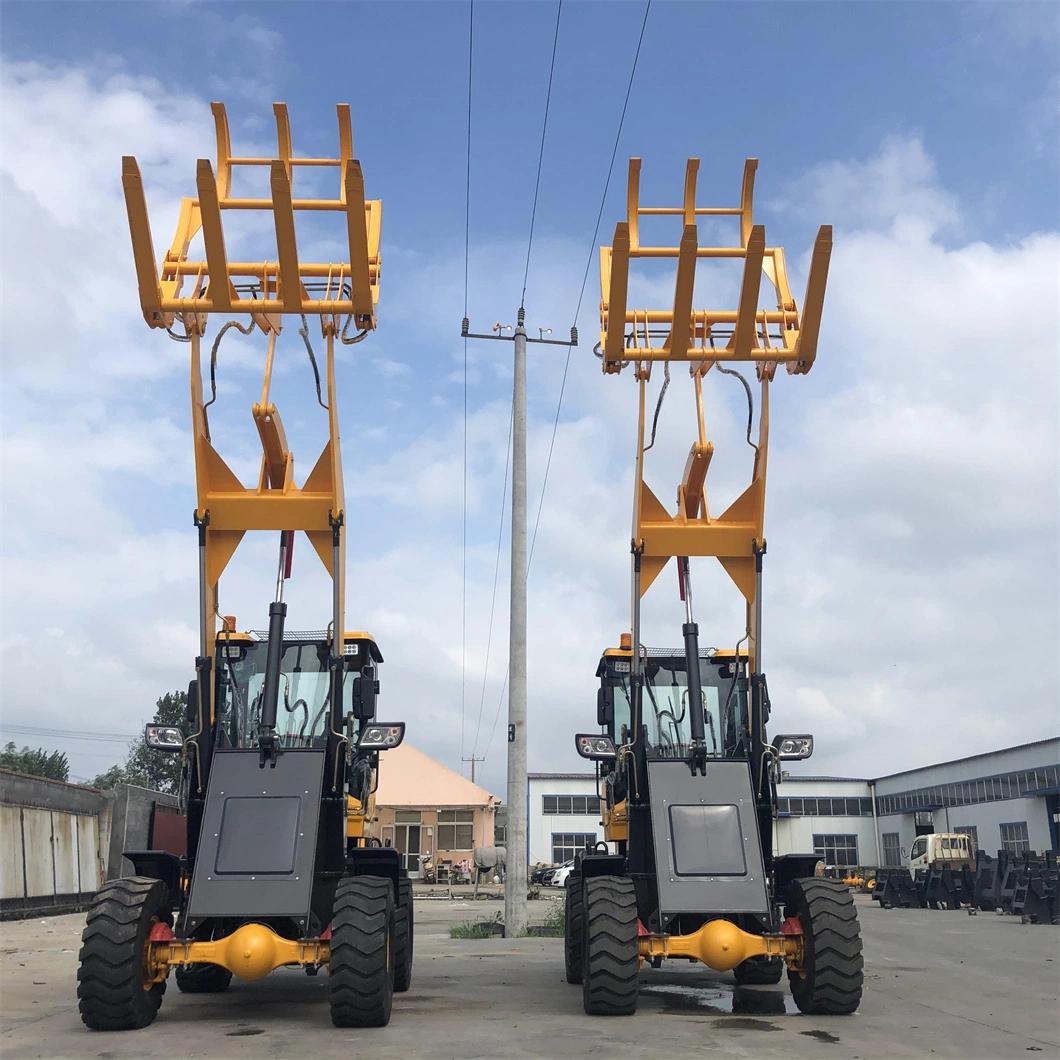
[505,309,529,938]
[460,310,576,938]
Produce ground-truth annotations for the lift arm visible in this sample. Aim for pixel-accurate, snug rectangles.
[602,157,831,678]
[122,103,381,748]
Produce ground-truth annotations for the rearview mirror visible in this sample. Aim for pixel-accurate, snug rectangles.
[145,724,184,752]
[596,686,614,726]
[575,733,616,761]
[352,667,378,720]
[772,734,813,760]
[357,722,405,750]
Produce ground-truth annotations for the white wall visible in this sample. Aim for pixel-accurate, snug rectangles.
[772,777,878,866]
[528,774,601,866]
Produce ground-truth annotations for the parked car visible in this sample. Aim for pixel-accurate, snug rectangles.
[530,865,552,885]
[552,863,574,888]
[543,860,574,887]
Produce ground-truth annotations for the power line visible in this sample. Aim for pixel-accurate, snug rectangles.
[0,724,135,744]
[482,0,652,764]
[570,0,651,325]
[530,0,651,567]
[470,404,514,758]
[460,0,475,764]
[520,0,564,310]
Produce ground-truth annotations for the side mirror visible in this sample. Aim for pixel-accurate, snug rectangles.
[145,724,184,752]
[596,686,614,726]
[772,734,813,760]
[575,733,616,761]
[357,722,405,750]
[352,667,378,720]
[186,679,199,726]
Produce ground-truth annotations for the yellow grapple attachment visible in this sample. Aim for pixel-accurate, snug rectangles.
[599,158,831,673]
[120,102,381,712]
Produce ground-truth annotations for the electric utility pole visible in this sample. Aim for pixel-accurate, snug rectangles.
[462,754,484,784]
[461,308,575,937]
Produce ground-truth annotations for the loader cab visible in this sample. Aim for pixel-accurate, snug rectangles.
[596,644,750,761]
[213,630,383,749]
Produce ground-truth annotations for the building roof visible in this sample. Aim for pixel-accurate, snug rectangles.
[528,772,595,780]
[870,736,1059,783]
[375,744,499,809]
[780,776,869,783]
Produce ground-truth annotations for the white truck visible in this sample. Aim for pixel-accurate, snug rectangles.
[908,832,976,872]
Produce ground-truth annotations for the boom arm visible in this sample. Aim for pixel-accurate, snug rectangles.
[602,157,831,678]
[122,102,380,769]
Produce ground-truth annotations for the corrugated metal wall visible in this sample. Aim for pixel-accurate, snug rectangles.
[0,805,101,901]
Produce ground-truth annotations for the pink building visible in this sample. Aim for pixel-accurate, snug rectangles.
[374,744,500,880]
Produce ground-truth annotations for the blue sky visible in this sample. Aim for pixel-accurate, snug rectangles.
[1,1,1057,792]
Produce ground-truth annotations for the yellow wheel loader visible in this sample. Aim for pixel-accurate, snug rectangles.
[565,158,863,1016]
[76,103,411,1030]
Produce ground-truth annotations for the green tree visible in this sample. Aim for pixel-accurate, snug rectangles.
[90,691,187,794]
[0,742,70,781]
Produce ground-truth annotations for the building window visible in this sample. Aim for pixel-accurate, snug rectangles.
[437,810,475,851]
[1000,822,1030,854]
[394,810,421,824]
[914,811,934,828]
[953,825,978,849]
[542,794,601,815]
[882,833,901,867]
[776,796,875,817]
[552,832,596,863]
[813,834,859,867]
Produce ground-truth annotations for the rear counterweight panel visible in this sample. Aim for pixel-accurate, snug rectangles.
[647,759,769,919]
[186,749,325,927]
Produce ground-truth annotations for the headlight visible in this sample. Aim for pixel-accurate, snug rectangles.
[144,724,184,751]
[574,733,616,760]
[357,722,405,750]
[773,734,813,760]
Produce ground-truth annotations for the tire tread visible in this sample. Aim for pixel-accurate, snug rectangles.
[329,875,395,1027]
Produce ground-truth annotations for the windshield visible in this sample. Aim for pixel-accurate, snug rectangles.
[215,640,353,749]
[606,654,748,760]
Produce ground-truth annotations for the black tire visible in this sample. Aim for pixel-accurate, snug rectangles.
[175,963,233,993]
[582,875,638,1016]
[329,875,395,1027]
[564,875,584,985]
[733,954,784,985]
[786,877,863,1015]
[77,876,171,1031]
[393,876,414,993]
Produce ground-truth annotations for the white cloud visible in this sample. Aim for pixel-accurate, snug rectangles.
[0,56,1055,796]
[775,136,960,239]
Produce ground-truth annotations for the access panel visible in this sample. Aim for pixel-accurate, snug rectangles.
[648,758,769,919]
[185,749,325,929]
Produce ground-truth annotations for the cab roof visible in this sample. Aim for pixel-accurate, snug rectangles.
[218,629,383,663]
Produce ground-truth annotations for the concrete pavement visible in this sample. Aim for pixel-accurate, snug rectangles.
[1,895,1057,1059]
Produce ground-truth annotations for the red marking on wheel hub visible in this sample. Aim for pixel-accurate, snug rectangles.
[149,922,175,942]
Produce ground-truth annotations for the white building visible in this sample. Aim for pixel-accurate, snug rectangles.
[526,738,1059,869]
[773,776,880,868]
[871,738,1058,866]
[527,773,603,867]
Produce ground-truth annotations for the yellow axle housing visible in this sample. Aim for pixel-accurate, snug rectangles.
[146,923,329,984]
[639,919,802,973]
